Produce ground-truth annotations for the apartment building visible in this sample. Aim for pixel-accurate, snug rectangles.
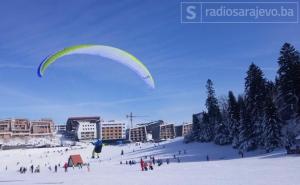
[137,120,175,142]
[101,120,126,141]
[66,116,100,140]
[10,119,30,137]
[182,122,193,136]
[76,121,97,140]
[0,118,54,139]
[175,125,183,137]
[159,124,175,140]
[0,120,12,139]
[54,125,66,133]
[129,126,147,142]
[30,120,54,136]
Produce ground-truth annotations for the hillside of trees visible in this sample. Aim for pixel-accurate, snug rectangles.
[187,43,300,153]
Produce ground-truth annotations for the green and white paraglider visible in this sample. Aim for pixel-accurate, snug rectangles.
[37,44,155,88]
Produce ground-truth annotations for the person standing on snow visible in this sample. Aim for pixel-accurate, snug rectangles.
[166,158,170,164]
[87,163,90,172]
[63,163,68,172]
[144,162,148,171]
[149,162,153,170]
[140,158,144,171]
[206,155,210,161]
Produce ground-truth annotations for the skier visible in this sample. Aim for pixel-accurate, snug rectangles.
[54,165,58,173]
[144,162,148,171]
[149,162,153,170]
[238,151,244,158]
[140,158,144,171]
[206,155,210,161]
[166,158,170,164]
[35,165,40,173]
[30,165,34,173]
[157,159,163,166]
[121,150,124,156]
[63,163,68,172]
[87,163,90,172]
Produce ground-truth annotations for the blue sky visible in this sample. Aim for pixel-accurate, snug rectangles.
[0,0,299,125]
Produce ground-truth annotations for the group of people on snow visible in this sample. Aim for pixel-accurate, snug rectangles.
[140,158,153,171]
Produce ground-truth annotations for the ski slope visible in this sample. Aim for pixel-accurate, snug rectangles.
[0,137,299,185]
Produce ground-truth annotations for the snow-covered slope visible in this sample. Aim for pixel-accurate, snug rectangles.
[0,137,299,185]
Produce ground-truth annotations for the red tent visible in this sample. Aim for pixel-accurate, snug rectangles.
[68,154,83,167]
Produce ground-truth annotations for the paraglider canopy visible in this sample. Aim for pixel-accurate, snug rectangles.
[37,44,155,88]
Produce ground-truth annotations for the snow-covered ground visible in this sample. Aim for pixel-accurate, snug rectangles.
[0,137,299,185]
[0,136,61,147]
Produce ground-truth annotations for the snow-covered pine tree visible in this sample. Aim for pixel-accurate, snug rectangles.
[244,63,266,148]
[214,122,231,145]
[227,91,240,148]
[238,95,256,151]
[263,83,282,153]
[198,111,213,142]
[205,79,221,141]
[214,96,231,145]
[192,113,201,140]
[276,43,300,121]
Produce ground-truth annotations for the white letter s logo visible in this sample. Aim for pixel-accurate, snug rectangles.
[186,5,196,20]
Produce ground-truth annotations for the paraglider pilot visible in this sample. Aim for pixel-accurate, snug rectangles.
[91,139,103,158]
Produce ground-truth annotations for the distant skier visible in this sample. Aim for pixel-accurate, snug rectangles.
[63,163,68,172]
[121,150,124,156]
[166,158,170,164]
[238,151,244,158]
[54,165,58,173]
[87,163,90,172]
[35,165,40,173]
[149,162,153,170]
[30,165,34,173]
[157,159,163,166]
[144,162,148,171]
[140,158,145,171]
[206,155,210,161]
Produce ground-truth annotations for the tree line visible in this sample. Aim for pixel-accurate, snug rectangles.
[188,43,300,153]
